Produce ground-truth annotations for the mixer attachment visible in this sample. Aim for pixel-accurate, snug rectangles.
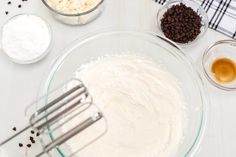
[0,79,108,157]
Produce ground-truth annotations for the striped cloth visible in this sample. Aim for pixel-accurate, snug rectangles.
[155,0,236,39]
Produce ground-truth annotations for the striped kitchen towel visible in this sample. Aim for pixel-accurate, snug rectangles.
[155,0,236,39]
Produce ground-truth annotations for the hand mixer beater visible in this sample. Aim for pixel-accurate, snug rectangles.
[0,79,108,157]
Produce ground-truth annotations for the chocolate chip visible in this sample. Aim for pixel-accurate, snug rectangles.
[27,144,31,148]
[36,132,40,136]
[31,130,35,134]
[160,3,202,43]
[5,11,9,15]
[19,143,23,147]
[18,4,22,8]
[12,127,17,131]
[7,1,11,5]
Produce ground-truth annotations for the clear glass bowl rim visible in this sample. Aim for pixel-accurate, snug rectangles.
[202,39,236,91]
[42,29,208,157]
[41,0,105,17]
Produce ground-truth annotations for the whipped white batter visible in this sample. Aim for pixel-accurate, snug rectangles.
[64,55,186,157]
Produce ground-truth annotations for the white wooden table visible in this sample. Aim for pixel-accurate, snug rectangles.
[0,0,235,157]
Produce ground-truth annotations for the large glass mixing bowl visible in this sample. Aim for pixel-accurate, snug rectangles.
[42,30,208,157]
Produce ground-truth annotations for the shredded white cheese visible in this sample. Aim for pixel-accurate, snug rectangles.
[47,0,100,14]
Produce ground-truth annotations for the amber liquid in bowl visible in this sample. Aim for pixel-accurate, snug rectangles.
[211,58,236,83]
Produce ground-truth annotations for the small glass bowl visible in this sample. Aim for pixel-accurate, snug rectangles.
[0,14,52,64]
[42,0,105,25]
[157,0,208,46]
[202,40,236,91]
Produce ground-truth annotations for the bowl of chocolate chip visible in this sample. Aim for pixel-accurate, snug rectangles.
[157,0,208,46]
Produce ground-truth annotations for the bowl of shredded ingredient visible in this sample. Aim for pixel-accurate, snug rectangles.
[41,30,208,157]
[42,0,105,25]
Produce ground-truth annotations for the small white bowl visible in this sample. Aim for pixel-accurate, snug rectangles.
[1,14,52,64]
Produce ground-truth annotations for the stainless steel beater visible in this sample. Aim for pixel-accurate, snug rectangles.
[0,79,108,157]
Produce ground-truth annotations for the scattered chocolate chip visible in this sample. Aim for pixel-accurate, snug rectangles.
[31,130,35,134]
[31,140,35,144]
[36,132,40,136]
[12,127,17,131]
[19,143,23,147]
[18,4,22,8]
[7,1,11,5]
[5,11,9,15]
[30,136,34,140]
[26,144,31,148]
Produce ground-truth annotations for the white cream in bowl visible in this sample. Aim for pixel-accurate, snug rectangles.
[64,55,186,157]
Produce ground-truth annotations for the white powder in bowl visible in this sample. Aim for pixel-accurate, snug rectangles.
[64,55,186,157]
[1,14,52,64]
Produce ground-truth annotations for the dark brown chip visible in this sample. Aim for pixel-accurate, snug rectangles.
[12,127,17,131]
[31,130,35,134]
[19,143,23,147]
[160,3,202,43]
[36,132,40,136]
[27,144,31,148]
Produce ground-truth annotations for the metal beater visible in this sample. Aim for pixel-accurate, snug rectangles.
[0,79,108,157]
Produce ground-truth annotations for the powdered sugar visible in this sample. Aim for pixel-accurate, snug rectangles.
[1,14,52,64]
